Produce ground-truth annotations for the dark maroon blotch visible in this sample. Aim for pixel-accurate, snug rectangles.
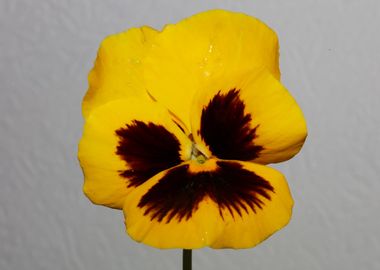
[115,120,182,187]
[138,161,274,223]
[200,89,263,160]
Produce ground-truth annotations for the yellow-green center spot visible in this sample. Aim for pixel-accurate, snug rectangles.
[191,143,208,164]
[196,154,206,164]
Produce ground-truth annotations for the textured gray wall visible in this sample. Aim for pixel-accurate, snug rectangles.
[1,0,379,269]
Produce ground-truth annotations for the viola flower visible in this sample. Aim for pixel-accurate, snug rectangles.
[78,10,307,249]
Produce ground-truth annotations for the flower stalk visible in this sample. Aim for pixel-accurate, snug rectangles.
[183,249,192,270]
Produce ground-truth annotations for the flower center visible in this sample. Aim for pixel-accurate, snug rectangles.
[190,143,208,164]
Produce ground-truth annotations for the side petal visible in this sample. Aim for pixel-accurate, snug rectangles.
[83,26,158,119]
[143,10,280,129]
[78,98,192,209]
[191,69,307,164]
[123,159,293,249]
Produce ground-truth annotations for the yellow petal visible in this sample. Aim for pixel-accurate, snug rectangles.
[191,68,307,164]
[78,98,192,209]
[123,159,293,249]
[83,26,158,119]
[143,10,280,129]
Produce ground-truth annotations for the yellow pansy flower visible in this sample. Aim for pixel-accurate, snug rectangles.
[78,10,307,249]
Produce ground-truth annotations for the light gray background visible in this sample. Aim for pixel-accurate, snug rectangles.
[1,0,379,269]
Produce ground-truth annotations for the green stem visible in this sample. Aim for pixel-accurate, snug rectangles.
[183,249,192,270]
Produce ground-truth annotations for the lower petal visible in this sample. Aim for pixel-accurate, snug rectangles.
[123,159,293,249]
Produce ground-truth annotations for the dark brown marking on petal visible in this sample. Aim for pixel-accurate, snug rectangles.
[200,89,263,160]
[173,121,185,134]
[138,161,274,223]
[115,120,182,187]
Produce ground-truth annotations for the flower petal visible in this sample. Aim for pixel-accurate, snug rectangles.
[83,26,158,119]
[191,69,307,164]
[123,159,293,249]
[78,98,192,209]
[143,10,280,128]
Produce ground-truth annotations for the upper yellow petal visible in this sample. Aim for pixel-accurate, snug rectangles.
[143,10,281,129]
[83,26,158,119]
